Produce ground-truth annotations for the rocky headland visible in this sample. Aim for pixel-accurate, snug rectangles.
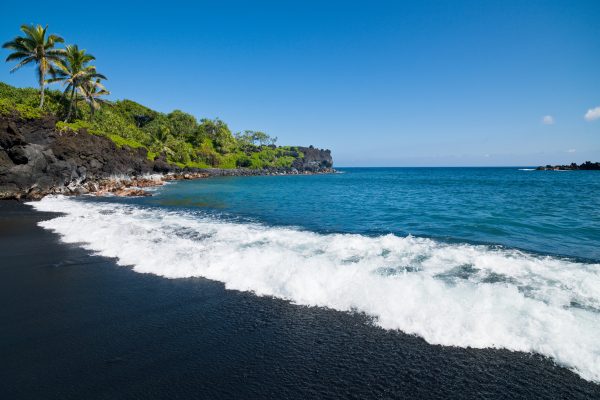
[536,162,600,171]
[0,116,334,199]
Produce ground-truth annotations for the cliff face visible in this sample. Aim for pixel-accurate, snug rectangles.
[0,116,156,199]
[0,116,334,199]
[293,146,333,171]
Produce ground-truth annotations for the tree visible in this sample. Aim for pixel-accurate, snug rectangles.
[148,119,172,155]
[251,131,277,146]
[196,118,236,153]
[2,24,65,108]
[234,131,254,151]
[167,110,198,140]
[235,130,277,149]
[48,45,106,121]
[82,78,110,120]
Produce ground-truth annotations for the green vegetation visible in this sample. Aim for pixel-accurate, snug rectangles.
[47,44,107,121]
[1,24,304,169]
[55,119,93,133]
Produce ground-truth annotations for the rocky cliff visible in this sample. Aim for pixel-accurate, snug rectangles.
[293,146,333,171]
[0,116,334,199]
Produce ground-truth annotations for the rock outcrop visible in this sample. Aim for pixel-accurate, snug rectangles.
[0,116,335,199]
[0,116,156,199]
[293,146,333,172]
[536,162,600,171]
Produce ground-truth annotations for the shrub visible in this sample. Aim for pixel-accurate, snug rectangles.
[218,153,240,169]
[236,154,252,168]
[113,100,158,127]
[107,134,146,149]
[56,120,94,133]
[274,156,295,168]
[15,103,45,119]
[165,138,194,164]
[0,98,15,116]
[91,107,150,144]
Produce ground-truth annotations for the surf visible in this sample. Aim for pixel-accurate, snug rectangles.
[30,196,600,383]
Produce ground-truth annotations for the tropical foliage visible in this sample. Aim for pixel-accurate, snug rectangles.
[2,24,65,108]
[1,25,302,169]
[47,45,108,121]
[3,25,109,120]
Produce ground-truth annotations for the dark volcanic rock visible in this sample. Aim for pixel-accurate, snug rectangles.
[0,119,25,148]
[152,155,172,173]
[0,116,157,199]
[293,146,333,171]
[49,131,154,177]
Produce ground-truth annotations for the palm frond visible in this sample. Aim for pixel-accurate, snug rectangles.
[9,56,35,72]
[46,48,66,56]
[5,51,31,61]
[46,34,64,45]
[2,39,30,51]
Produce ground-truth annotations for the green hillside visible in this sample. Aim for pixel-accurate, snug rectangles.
[0,81,302,169]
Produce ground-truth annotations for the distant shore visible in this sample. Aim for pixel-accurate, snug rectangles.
[536,161,600,171]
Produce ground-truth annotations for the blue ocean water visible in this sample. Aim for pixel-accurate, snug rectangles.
[146,167,600,260]
[30,167,600,383]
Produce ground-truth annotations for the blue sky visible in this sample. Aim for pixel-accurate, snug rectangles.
[1,1,599,166]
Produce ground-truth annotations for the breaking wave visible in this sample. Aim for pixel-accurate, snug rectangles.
[30,196,600,382]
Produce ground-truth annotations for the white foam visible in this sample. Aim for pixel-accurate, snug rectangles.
[30,196,600,382]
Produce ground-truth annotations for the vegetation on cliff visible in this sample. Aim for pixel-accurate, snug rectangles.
[1,25,309,170]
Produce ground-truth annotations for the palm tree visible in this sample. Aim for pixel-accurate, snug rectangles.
[151,125,172,155]
[82,78,110,120]
[2,24,65,108]
[48,45,106,121]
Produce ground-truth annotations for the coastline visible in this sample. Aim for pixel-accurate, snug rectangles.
[0,115,335,200]
[536,161,600,171]
[24,167,337,198]
[2,200,599,399]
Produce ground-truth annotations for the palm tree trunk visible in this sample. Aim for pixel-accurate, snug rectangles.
[74,92,78,119]
[39,68,45,109]
[65,86,76,122]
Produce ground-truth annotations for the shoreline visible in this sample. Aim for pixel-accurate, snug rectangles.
[89,167,338,197]
[1,200,599,399]
[1,167,337,200]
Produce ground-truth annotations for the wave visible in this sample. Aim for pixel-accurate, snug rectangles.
[30,196,600,383]
[518,168,536,171]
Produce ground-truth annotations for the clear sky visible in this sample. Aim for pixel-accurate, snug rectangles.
[1,1,599,166]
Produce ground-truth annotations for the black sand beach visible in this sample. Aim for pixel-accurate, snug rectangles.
[1,200,599,399]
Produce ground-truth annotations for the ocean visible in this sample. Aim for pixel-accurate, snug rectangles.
[5,167,600,398]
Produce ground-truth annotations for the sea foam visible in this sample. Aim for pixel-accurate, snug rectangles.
[30,196,600,382]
